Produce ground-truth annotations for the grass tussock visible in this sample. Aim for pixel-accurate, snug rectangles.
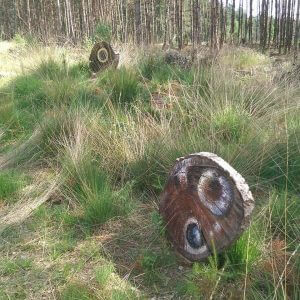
[0,41,299,299]
[62,155,135,227]
[97,67,141,106]
[0,171,29,205]
[221,46,270,70]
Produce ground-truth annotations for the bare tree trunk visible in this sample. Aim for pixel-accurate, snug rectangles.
[231,0,236,42]
[249,0,253,43]
[26,0,31,34]
[220,0,225,46]
[224,0,228,42]
[268,0,273,47]
[244,0,248,42]
[294,0,300,61]
[279,0,287,53]
[192,0,201,45]
[135,0,141,44]
[175,0,183,49]
[273,0,279,46]
[211,0,219,50]
[238,0,242,42]
[285,0,292,52]
[57,0,63,33]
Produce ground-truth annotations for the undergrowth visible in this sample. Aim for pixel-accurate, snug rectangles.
[0,42,299,299]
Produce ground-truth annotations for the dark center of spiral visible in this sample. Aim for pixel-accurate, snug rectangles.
[198,170,234,216]
[98,49,108,61]
[202,176,223,202]
[186,223,202,249]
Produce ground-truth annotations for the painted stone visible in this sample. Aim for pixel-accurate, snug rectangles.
[89,41,119,73]
[159,152,254,262]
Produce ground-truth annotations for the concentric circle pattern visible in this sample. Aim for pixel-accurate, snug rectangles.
[159,152,254,261]
[89,41,119,73]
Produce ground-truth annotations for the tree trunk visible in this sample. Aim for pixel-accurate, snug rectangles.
[135,0,141,44]
[294,0,300,60]
[231,0,236,41]
[249,0,253,43]
[159,152,254,262]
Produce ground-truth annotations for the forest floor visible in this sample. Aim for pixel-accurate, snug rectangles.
[0,38,299,300]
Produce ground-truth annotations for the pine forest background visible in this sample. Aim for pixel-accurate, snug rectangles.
[0,0,299,54]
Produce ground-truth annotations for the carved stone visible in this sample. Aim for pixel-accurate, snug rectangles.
[89,41,119,73]
[159,152,254,262]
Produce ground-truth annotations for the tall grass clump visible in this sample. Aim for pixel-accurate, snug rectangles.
[0,170,29,204]
[11,57,93,110]
[268,191,300,249]
[259,128,300,192]
[94,263,115,286]
[61,282,94,300]
[13,33,39,47]
[210,106,251,143]
[0,98,34,144]
[0,57,103,150]
[98,67,140,106]
[139,53,171,83]
[139,52,195,85]
[246,191,300,299]
[13,74,46,112]
[0,109,90,169]
[224,224,262,274]
[139,54,165,80]
[68,61,90,80]
[221,47,270,70]
[61,140,135,227]
[92,22,112,43]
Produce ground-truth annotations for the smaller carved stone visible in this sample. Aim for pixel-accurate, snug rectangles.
[89,41,119,73]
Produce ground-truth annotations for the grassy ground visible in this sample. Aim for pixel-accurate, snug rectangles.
[0,38,299,299]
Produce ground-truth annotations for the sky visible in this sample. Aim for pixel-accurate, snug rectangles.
[227,0,296,18]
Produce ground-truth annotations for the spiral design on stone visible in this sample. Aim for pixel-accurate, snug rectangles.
[89,41,119,73]
[197,169,234,216]
[97,48,109,63]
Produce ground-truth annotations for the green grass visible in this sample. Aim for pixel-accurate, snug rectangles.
[69,61,91,79]
[0,42,300,299]
[98,67,140,106]
[94,263,115,286]
[268,191,300,250]
[61,154,135,227]
[13,33,38,47]
[0,257,33,276]
[110,289,138,300]
[224,225,262,275]
[13,74,46,110]
[211,106,251,143]
[0,170,29,204]
[222,48,270,70]
[0,58,101,151]
[139,52,195,85]
[140,249,177,286]
[260,131,300,192]
[61,282,95,300]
